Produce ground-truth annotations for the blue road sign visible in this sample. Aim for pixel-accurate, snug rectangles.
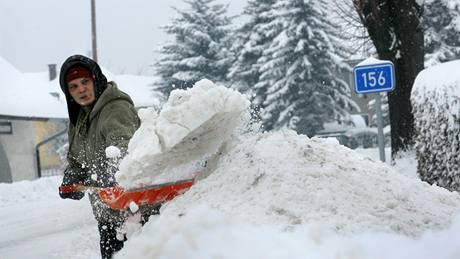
[353,61,395,94]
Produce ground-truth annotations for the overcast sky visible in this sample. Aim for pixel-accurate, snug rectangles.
[0,0,247,75]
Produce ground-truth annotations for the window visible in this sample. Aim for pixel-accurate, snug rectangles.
[0,121,13,134]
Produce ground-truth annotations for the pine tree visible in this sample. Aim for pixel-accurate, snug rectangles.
[154,0,232,97]
[227,0,277,95]
[254,0,358,136]
[424,0,460,66]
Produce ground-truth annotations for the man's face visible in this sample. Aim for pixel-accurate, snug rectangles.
[68,77,96,106]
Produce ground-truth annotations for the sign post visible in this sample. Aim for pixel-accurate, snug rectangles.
[353,59,395,162]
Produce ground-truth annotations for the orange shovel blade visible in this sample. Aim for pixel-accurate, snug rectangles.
[98,178,195,210]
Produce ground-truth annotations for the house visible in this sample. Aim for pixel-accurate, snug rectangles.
[334,58,376,126]
[0,56,159,183]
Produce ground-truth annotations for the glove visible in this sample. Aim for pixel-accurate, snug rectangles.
[59,168,87,200]
[59,187,85,200]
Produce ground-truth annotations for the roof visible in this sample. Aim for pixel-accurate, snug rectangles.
[0,57,159,120]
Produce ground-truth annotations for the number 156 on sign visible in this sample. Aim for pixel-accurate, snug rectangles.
[353,62,395,94]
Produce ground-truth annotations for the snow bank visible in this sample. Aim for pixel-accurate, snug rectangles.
[0,176,61,207]
[118,206,460,259]
[162,131,460,236]
[117,130,460,258]
[116,79,250,188]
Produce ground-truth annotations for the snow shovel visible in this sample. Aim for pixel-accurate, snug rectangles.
[59,178,195,211]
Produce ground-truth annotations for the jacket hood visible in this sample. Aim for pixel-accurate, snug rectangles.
[89,82,135,121]
[59,55,108,125]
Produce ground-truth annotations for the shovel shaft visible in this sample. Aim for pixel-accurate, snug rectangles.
[59,184,101,193]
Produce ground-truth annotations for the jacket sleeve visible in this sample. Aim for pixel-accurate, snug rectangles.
[98,100,140,186]
[100,100,140,156]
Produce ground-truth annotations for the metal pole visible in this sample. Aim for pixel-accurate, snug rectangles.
[375,93,386,162]
[35,123,68,178]
[91,0,98,62]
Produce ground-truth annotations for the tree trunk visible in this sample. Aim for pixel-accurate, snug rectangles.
[353,0,424,157]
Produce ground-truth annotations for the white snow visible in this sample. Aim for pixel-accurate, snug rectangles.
[412,59,460,104]
[116,130,460,259]
[0,177,100,259]
[114,74,162,108]
[105,146,121,159]
[116,79,250,188]
[0,63,68,119]
[412,60,460,129]
[118,206,460,259]
[355,56,392,67]
[153,131,459,235]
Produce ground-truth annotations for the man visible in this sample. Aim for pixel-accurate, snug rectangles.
[58,54,140,259]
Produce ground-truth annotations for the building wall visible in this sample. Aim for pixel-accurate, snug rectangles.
[334,60,375,125]
[0,139,12,183]
[0,120,37,181]
[33,120,65,169]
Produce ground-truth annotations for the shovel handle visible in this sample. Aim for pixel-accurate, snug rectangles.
[59,184,100,193]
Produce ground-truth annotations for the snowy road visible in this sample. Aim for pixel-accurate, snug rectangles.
[0,185,100,259]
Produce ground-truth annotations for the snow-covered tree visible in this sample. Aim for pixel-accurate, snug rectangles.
[227,0,277,95]
[411,60,460,192]
[251,0,358,136]
[154,0,232,97]
[424,0,460,67]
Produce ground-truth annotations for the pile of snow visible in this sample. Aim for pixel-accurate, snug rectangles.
[116,79,250,188]
[0,176,61,207]
[117,130,460,258]
[117,206,460,259]
[111,77,460,258]
[162,131,460,236]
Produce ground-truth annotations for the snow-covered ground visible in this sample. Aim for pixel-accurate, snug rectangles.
[0,177,100,259]
[2,80,460,259]
[1,145,459,259]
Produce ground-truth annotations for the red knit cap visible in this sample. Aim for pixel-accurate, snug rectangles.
[65,65,93,83]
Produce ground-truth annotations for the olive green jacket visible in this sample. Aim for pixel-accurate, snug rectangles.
[66,82,140,222]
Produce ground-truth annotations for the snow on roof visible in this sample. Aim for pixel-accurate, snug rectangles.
[0,57,67,119]
[0,56,159,119]
[115,74,161,108]
[350,114,367,128]
[316,115,367,135]
[317,121,350,134]
[0,56,21,77]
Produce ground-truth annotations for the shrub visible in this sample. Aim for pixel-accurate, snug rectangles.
[411,60,460,191]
